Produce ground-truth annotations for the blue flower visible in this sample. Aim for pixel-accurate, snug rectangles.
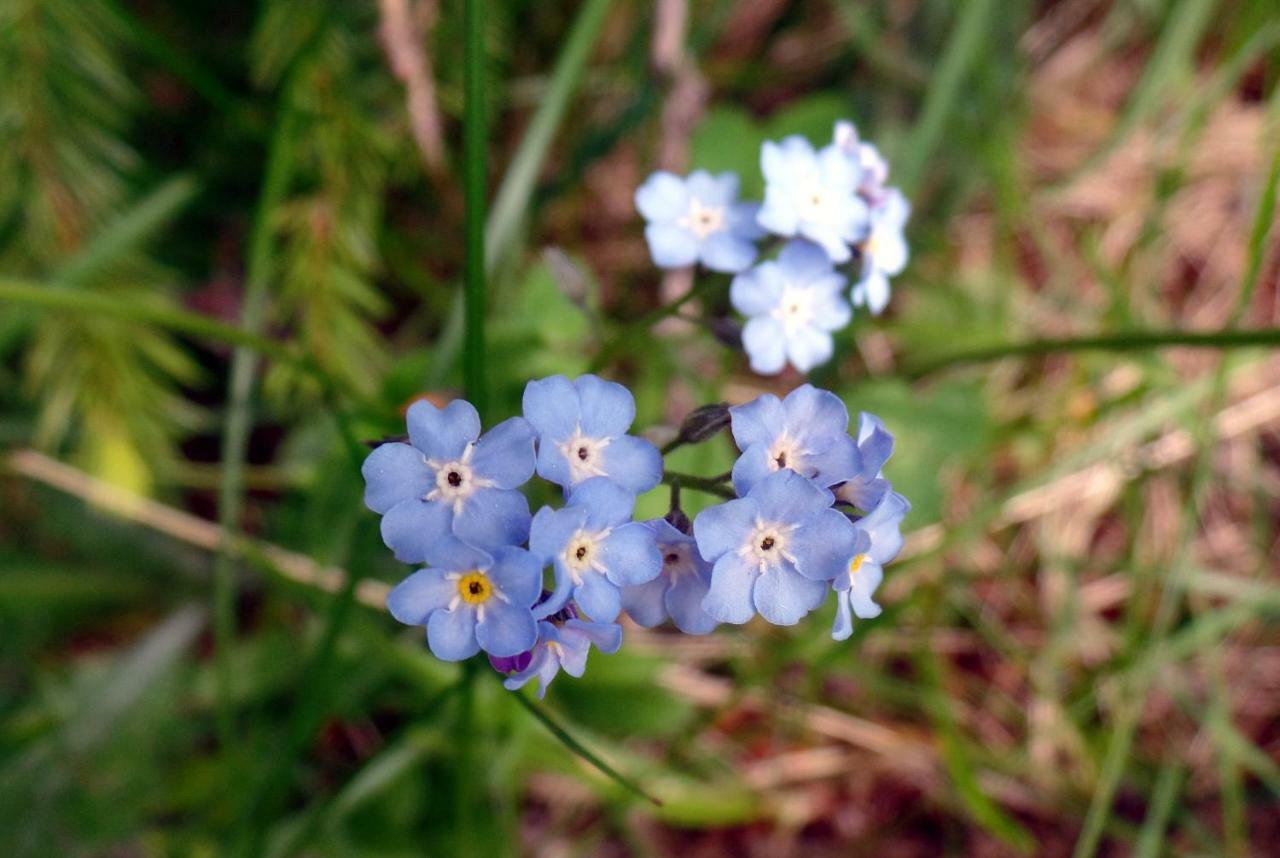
[834,412,895,511]
[635,170,764,273]
[694,469,860,626]
[362,399,535,563]
[852,189,910,316]
[529,477,662,622]
[729,240,851,375]
[500,617,623,698]
[620,518,718,635]
[832,120,891,206]
[728,384,861,496]
[386,543,543,661]
[522,374,663,495]
[831,491,909,640]
[757,135,869,263]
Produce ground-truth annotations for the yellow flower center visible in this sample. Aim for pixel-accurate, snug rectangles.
[456,571,493,605]
[848,553,867,576]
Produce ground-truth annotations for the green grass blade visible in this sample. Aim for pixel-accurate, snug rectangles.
[463,0,488,413]
[1134,759,1183,858]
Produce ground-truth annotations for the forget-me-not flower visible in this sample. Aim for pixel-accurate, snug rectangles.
[530,477,662,623]
[835,412,895,512]
[728,384,861,496]
[831,490,909,640]
[730,240,851,375]
[694,469,860,626]
[620,518,718,635]
[852,189,910,316]
[758,135,869,263]
[635,170,764,273]
[362,399,535,563]
[523,374,663,495]
[386,543,542,661]
[499,617,623,698]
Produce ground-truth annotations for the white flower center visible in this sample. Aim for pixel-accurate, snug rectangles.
[847,553,868,586]
[765,433,810,475]
[738,518,799,572]
[678,197,725,239]
[424,444,496,515]
[560,429,610,484]
[771,283,816,331]
[563,528,611,585]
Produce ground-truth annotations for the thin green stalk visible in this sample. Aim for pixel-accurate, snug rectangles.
[510,691,661,807]
[905,327,1280,379]
[463,0,487,414]
[211,90,299,752]
[660,470,734,500]
[455,661,479,857]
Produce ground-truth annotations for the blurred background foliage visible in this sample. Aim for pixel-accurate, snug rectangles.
[1,0,1278,855]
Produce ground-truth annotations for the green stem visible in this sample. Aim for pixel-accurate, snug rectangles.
[511,691,661,807]
[905,327,1280,380]
[463,0,487,414]
[661,469,734,500]
[210,87,299,752]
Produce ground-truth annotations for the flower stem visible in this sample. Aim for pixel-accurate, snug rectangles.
[661,469,734,499]
[462,0,487,414]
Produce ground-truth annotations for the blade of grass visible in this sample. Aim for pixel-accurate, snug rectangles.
[896,0,998,193]
[463,0,488,414]
[1134,759,1184,858]
[511,690,663,807]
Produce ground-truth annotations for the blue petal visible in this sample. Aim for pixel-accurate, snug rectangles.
[471,417,536,488]
[564,618,622,655]
[839,476,890,512]
[686,169,731,205]
[407,399,480,461]
[692,496,758,562]
[741,317,788,375]
[453,487,531,550]
[535,437,572,488]
[783,384,849,435]
[747,470,832,522]
[426,607,480,661]
[729,201,766,240]
[504,637,560,697]
[665,569,716,635]
[702,555,757,624]
[635,171,689,222]
[487,546,543,608]
[729,392,786,450]
[554,627,596,677]
[532,565,574,620]
[600,435,662,494]
[757,193,799,236]
[700,233,757,273]
[573,573,621,623]
[386,568,455,625]
[573,375,636,438]
[620,575,668,627]
[784,326,835,372]
[777,240,835,281]
[800,223,853,264]
[380,498,459,565]
[831,590,854,641]
[849,562,884,619]
[855,269,892,316]
[805,434,861,488]
[729,266,782,317]
[856,412,894,472]
[645,223,699,268]
[790,508,861,581]
[475,599,538,657]
[522,375,579,442]
[362,443,432,514]
[568,477,635,529]
[860,491,909,564]
[598,522,661,587]
[753,565,826,626]
[529,505,587,563]
[730,442,774,497]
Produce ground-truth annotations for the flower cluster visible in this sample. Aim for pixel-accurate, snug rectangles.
[363,375,909,696]
[635,120,910,375]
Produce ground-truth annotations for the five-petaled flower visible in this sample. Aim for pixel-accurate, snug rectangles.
[831,490,909,640]
[852,189,910,316]
[530,478,662,623]
[730,240,851,375]
[834,412,895,512]
[757,134,869,263]
[694,470,861,626]
[728,384,861,496]
[499,617,623,698]
[635,170,764,273]
[386,543,543,661]
[620,518,718,635]
[523,374,663,495]
[362,399,535,563]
